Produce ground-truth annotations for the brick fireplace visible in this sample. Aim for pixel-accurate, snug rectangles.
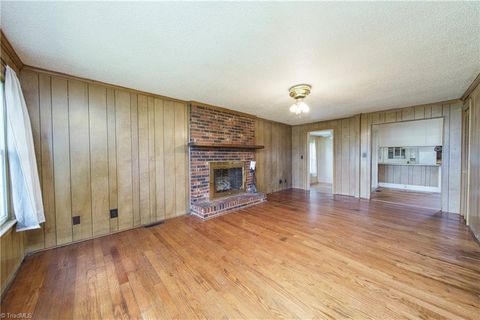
[189,103,266,219]
[210,161,246,199]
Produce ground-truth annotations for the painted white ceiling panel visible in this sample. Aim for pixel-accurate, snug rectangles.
[1,1,479,124]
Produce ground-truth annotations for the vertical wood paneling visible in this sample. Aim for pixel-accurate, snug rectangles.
[115,91,133,231]
[402,107,415,121]
[147,97,156,223]
[39,74,56,247]
[0,228,24,296]
[130,94,140,227]
[19,69,190,253]
[414,105,425,119]
[255,119,265,192]
[106,88,118,232]
[51,77,72,245]
[271,123,279,192]
[264,121,272,192]
[89,85,109,237]
[286,126,292,188]
[467,82,480,239]
[163,101,176,219]
[253,118,292,194]
[69,80,92,241]
[137,95,150,225]
[292,118,361,195]
[174,102,188,217]
[154,99,165,221]
[341,119,349,195]
[20,70,44,251]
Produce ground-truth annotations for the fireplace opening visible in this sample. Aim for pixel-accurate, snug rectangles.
[210,161,246,199]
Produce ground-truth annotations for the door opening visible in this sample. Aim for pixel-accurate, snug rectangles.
[370,118,443,210]
[308,130,333,194]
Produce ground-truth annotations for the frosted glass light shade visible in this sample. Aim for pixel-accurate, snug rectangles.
[289,100,310,114]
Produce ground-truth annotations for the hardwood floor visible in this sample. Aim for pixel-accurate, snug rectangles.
[2,190,479,319]
[371,187,442,210]
[310,182,332,194]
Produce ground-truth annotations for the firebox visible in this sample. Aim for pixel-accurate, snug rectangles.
[209,161,246,199]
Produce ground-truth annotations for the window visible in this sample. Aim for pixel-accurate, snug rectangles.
[309,140,317,176]
[0,82,7,226]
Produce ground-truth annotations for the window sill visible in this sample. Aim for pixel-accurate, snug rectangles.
[0,219,16,237]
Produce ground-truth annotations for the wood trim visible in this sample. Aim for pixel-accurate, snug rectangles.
[0,30,24,71]
[461,72,480,101]
[209,161,246,199]
[188,142,264,149]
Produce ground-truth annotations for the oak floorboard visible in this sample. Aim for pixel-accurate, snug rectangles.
[1,190,479,319]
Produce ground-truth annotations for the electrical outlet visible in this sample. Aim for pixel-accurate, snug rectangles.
[301,155,304,159]
[279,179,283,184]
[110,208,118,218]
[72,216,80,225]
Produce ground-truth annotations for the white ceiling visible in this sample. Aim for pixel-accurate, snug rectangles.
[1,2,479,125]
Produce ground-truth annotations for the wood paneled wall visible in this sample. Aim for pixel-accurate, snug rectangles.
[255,118,292,194]
[360,101,463,213]
[463,80,480,240]
[378,165,439,187]
[0,227,24,298]
[291,115,361,197]
[291,101,462,212]
[19,68,189,253]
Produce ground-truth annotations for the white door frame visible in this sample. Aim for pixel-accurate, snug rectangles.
[305,129,334,192]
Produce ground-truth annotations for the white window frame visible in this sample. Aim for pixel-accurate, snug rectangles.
[0,81,9,227]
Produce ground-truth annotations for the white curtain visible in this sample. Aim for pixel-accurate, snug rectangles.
[5,65,45,231]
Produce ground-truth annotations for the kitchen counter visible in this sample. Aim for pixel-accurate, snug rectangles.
[378,163,440,167]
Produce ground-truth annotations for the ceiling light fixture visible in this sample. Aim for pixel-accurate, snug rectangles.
[289,84,311,115]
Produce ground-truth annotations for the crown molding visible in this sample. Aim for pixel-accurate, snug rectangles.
[461,72,480,101]
[0,30,24,72]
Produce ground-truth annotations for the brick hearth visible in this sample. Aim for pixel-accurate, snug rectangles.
[189,104,265,219]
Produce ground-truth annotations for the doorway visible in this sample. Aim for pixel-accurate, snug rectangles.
[370,118,443,210]
[308,130,333,194]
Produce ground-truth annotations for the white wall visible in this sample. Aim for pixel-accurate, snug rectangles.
[316,136,333,183]
[371,126,380,188]
[377,118,443,147]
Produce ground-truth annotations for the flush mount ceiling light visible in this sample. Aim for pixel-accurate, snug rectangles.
[289,84,311,115]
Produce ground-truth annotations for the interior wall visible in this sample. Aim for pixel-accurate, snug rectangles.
[376,118,443,147]
[315,136,333,184]
[19,67,189,253]
[0,227,24,297]
[360,101,463,213]
[464,80,480,240]
[292,115,361,197]
[255,118,292,194]
[308,137,317,184]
